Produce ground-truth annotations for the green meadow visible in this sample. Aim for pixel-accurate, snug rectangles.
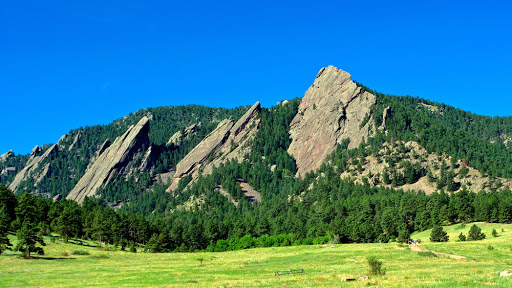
[1,222,512,287]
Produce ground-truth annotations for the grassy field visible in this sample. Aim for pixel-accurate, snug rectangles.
[1,222,512,287]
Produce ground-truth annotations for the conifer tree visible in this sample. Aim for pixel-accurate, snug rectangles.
[430,225,449,242]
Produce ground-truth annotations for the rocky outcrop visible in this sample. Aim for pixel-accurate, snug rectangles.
[0,150,14,162]
[288,65,377,177]
[167,123,201,147]
[9,144,59,192]
[167,102,261,192]
[68,131,82,151]
[67,116,151,204]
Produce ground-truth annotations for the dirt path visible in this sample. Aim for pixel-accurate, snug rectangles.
[409,244,467,260]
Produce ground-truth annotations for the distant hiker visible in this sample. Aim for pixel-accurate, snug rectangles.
[413,239,417,246]
[408,241,412,248]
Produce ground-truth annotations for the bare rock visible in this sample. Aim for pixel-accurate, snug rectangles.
[358,276,369,281]
[9,144,59,192]
[139,146,155,172]
[68,131,82,151]
[167,102,261,192]
[173,118,234,179]
[67,116,151,204]
[500,271,512,277]
[167,123,201,147]
[0,150,14,162]
[341,277,356,282]
[288,65,376,177]
[167,131,183,146]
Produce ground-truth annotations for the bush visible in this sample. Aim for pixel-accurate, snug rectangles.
[468,224,486,241]
[492,229,498,237]
[458,232,466,242]
[487,245,494,251]
[430,225,449,242]
[71,250,90,255]
[367,256,385,275]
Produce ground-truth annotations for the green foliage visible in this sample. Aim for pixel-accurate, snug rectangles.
[367,256,385,275]
[0,206,12,254]
[492,228,498,237]
[430,225,449,242]
[397,228,411,244]
[458,232,466,242]
[467,224,486,241]
[15,222,45,258]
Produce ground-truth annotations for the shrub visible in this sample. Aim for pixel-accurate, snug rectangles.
[468,224,486,241]
[492,229,498,237]
[430,225,449,242]
[367,256,386,275]
[458,232,466,242]
[487,245,494,251]
[71,250,90,255]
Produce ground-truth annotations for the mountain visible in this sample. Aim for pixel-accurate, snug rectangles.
[3,65,512,252]
[4,65,512,203]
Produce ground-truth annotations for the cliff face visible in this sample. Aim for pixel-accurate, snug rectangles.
[167,102,261,192]
[67,116,152,204]
[288,65,377,177]
[9,145,58,192]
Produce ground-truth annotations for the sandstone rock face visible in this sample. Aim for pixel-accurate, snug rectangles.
[0,150,14,162]
[68,131,82,151]
[67,116,151,204]
[288,65,376,177]
[167,102,261,192]
[9,144,59,192]
[166,123,201,147]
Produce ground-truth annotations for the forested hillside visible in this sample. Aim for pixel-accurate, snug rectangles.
[1,105,249,199]
[2,66,512,256]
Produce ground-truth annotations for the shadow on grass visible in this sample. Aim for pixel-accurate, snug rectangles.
[31,256,77,260]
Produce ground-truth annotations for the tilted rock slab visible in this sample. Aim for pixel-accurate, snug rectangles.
[167,102,261,192]
[288,65,376,177]
[9,144,59,192]
[67,116,150,204]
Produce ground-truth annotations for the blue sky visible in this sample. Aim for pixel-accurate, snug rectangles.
[1,0,511,155]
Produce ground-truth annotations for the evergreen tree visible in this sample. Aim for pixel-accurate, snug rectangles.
[396,227,410,243]
[467,224,486,241]
[458,232,466,241]
[430,225,449,242]
[0,206,12,254]
[15,222,45,258]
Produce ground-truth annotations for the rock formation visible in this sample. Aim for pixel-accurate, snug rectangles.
[167,102,261,192]
[9,144,59,192]
[166,122,201,147]
[0,150,14,162]
[288,65,377,177]
[67,116,151,204]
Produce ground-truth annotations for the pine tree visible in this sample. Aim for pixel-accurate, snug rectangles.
[467,224,486,241]
[430,225,449,242]
[0,206,12,254]
[15,222,45,258]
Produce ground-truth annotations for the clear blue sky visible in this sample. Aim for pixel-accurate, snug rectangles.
[1,0,511,155]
